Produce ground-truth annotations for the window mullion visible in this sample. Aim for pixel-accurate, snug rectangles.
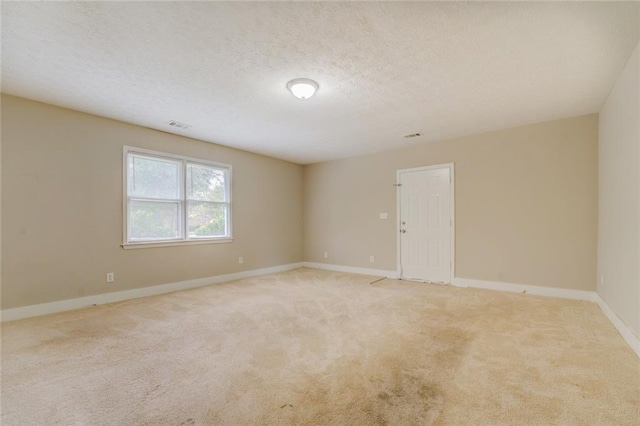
[124,147,231,246]
[128,196,181,203]
[182,159,188,241]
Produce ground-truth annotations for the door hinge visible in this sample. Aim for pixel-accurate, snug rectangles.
[394,183,402,187]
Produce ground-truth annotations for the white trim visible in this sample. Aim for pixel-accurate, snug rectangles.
[5,261,637,358]
[123,146,233,247]
[303,262,399,279]
[595,294,640,357]
[122,238,233,249]
[396,163,455,283]
[452,277,597,301]
[123,146,232,176]
[1,262,304,322]
[444,276,639,357]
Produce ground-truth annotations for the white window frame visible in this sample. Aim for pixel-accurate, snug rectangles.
[122,146,232,249]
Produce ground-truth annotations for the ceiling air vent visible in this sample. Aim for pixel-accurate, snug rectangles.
[403,132,422,139]
[167,120,192,130]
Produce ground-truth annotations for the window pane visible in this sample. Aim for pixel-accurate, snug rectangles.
[188,201,227,238]
[187,164,226,202]
[128,154,181,199]
[130,200,180,240]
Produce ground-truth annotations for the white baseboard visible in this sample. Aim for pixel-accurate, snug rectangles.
[303,262,399,279]
[1,262,304,322]
[5,262,637,358]
[452,277,638,357]
[594,294,640,357]
[452,277,597,301]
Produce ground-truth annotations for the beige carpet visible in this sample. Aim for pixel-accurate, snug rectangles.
[1,268,638,425]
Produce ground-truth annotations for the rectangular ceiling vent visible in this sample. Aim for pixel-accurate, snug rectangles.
[167,120,192,130]
[403,132,422,139]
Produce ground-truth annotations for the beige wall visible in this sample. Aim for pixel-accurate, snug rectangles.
[1,95,303,309]
[598,41,639,338]
[1,93,601,310]
[304,115,598,291]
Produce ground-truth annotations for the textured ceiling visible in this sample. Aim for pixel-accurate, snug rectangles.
[2,2,639,164]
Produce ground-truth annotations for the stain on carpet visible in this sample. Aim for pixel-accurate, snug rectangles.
[1,268,638,425]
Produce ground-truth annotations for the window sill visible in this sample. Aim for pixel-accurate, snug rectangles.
[121,238,233,250]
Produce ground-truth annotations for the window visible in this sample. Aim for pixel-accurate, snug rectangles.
[123,147,231,247]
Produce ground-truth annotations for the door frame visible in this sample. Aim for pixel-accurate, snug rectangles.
[396,163,455,283]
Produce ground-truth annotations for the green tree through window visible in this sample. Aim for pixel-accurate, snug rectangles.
[125,148,231,244]
[187,164,227,237]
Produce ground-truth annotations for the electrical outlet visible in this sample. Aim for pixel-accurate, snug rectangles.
[106,272,115,283]
[238,256,244,264]
[369,256,375,263]
[323,252,328,259]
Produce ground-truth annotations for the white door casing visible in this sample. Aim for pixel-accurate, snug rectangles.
[398,164,453,283]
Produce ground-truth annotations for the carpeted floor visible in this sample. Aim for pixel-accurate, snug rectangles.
[1,268,638,425]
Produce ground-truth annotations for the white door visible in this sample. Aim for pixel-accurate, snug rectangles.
[399,166,452,283]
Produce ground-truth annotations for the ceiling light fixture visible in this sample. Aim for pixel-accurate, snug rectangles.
[286,78,319,100]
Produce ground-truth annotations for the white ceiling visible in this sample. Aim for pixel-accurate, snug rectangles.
[2,2,639,164]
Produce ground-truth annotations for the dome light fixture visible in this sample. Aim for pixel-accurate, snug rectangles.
[286,78,319,100]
